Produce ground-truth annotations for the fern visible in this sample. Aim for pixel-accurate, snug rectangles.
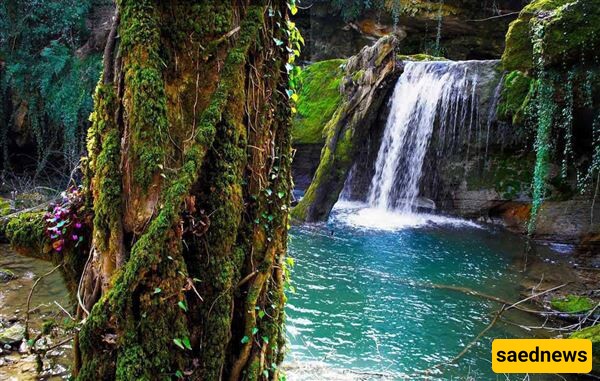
[0,0,101,175]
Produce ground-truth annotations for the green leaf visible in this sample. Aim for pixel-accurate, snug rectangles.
[153,287,162,294]
[241,335,250,344]
[258,310,266,319]
[178,300,188,312]
[173,338,184,350]
[273,38,284,46]
[182,337,192,350]
[265,188,273,196]
[175,370,184,378]
[262,336,270,344]
[252,327,259,335]
[277,191,285,199]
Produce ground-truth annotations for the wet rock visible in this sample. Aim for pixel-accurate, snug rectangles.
[293,35,402,222]
[297,1,525,62]
[0,323,25,345]
[0,269,15,283]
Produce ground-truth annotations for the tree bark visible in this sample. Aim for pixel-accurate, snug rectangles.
[3,1,293,380]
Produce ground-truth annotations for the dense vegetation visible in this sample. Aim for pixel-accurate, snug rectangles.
[0,0,103,175]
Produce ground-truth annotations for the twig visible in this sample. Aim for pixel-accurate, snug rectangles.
[422,305,506,376]
[25,263,63,339]
[53,301,75,321]
[237,270,258,288]
[32,335,75,356]
[505,283,568,312]
[0,201,53,223]
[77,243,95,317]
[466,12,520,22]
[414,283,569,378]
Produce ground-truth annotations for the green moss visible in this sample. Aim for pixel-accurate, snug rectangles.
[119,0,168,190]
[497,70,534,125]
[466,153,535,199]
[292,105,353,221]
[88,84,123,257]
[551,295,595,313]
[0,198,10,217]
[397,53,447,62]
[293,59,346,145]
[351,69,365,82]
[570,324,600,369]
[5,211,48,254]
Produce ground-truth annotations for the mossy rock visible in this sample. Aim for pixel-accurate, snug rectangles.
[497,70,534,125]
[397,53,447,62]
[5,211,50,257]
[551,294,595,313]
[0,268,16,283]
[0,323,25,345]
[465,152,535,199]
[570,324,600,370]
[502,0,600,72]
[293,59,346,145]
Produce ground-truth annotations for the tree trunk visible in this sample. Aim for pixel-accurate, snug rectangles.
[45,1,293,379]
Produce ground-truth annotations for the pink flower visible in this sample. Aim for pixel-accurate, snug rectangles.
[72,235,78,241]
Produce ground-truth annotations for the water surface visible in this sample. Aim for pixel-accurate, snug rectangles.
[285,205,575,380]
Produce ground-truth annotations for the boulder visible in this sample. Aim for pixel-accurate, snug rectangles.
[0,324,25,345]
[0,269,16,283]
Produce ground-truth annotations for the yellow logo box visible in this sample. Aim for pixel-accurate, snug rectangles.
[492,339,593,374]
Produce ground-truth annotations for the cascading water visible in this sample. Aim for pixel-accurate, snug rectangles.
[336,60,501,230]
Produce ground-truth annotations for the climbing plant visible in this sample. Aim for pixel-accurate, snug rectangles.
[528,20,555,235]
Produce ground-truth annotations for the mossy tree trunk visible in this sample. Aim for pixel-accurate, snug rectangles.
[36,1,293,379]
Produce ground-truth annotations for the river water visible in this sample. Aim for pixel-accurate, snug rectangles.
[284,203,580,380]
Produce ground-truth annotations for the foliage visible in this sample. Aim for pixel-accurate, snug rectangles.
[0,0,102,173]
[0,197,10,217]
[528,21,555,235]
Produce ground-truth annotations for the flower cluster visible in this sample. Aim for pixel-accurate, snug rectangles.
[44,186,85,253]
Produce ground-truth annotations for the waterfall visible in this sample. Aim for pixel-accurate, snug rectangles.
[366,60,500,213]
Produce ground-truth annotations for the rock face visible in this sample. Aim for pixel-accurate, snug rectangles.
[296,0,528,62]
[292,36,402,221]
